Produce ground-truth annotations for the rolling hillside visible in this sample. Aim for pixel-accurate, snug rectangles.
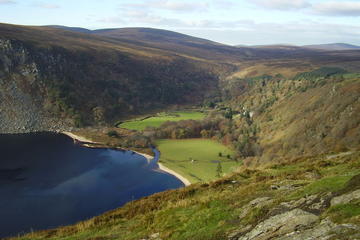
[1,23,360,134]
[1,23,360,240]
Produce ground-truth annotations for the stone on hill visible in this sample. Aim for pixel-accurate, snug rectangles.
[237,209,318,240]
[331,189,360,206]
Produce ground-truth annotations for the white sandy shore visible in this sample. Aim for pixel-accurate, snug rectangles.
[62,131,98,144]
[133,151,154,163]
[158,163,191,186]
[62,131,191,186]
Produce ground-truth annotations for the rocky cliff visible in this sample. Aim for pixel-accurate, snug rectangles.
[0,39,72,133]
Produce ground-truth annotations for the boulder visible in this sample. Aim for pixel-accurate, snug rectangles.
[331,189,360,206]
[238,209,318,240]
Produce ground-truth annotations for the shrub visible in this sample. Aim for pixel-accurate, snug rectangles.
[107,130,119,138]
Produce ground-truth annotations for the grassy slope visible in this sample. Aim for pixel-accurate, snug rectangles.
[119,112,205,131]
[156,139,238,183]
[13,151,360,240]
[222,70,360,166]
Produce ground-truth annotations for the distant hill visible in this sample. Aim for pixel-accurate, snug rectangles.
[45,25,92,33]
[44,26,262,61]
[236,43,360,51]
[92,27,218,45]
[243,44,301,51]
[303,43,360,51]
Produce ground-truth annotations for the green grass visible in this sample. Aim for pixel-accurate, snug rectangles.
[290,175,356,200]
[119,111,206,131]
[153,200,232,239]
[156,139,239,183]
[325,201,360,223]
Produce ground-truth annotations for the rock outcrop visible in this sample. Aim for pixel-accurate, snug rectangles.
[238,209,318,240]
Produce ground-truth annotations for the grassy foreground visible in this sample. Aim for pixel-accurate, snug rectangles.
[119,111,205,131]
[156,139,238,183]
[12,151,360,240]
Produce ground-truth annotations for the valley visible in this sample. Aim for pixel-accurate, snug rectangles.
[0,22,359,240]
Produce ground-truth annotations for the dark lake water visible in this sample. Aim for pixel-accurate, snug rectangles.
[0,132,183,238]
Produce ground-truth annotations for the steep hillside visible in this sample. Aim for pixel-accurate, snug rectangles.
[91,27,250,61]
[0,23,225,133]
[2,23,360,134]
[220,68,360,165]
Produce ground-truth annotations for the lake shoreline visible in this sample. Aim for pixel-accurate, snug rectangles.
[62,131,154,162]
[158,163,191,186]
[61,131,191,185]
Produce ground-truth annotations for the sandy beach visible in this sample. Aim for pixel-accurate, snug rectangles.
[62,131,191,186]
[133,151,154,163]
[62,131,97,144]
[158,163,191,186]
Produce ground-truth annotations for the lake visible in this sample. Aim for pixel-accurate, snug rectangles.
[0,132,183,238]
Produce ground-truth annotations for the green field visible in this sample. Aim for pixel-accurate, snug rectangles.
[119,111,205,131]
[156,139,239,183]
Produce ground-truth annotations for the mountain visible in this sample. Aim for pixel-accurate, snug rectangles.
[45,25,92,34]
[0,23,227,133]
[240,44,300,50]
[303,43,360,51]
[1,23,360,134]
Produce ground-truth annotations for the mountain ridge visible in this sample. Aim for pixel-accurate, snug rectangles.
[303,43,360,51]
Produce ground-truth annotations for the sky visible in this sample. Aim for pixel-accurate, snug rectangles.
[1,0,360,46]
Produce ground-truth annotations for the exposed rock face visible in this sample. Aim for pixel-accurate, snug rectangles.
[331,189,360,206]
[238,197,273,219]
[227,188,360,240]
[0,39,73,133]
[277,218,360,240]
[238,209,318,240]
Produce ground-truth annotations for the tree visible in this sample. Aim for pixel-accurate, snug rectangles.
[218,152,222,157]
[216,161,223,177]
[107,130,119,138]
[224,108,233,119]
[200,129,209,138]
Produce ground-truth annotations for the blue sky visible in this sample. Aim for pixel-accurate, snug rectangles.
[1,0,360,45]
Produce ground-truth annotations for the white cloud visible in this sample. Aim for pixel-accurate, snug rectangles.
[313,1,360,16]
[122,0,208,12]
[0,0,16,4]
[212,0,236,9]
[180,21,360,45]
[249,0,310,10]
[32,2,60,9]
[100,8,257,30]
[99,10,185,27]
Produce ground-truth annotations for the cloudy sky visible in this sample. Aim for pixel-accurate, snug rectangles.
[1,0,360,45]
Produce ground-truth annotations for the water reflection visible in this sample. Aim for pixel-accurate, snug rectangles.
[0,133,182,238]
